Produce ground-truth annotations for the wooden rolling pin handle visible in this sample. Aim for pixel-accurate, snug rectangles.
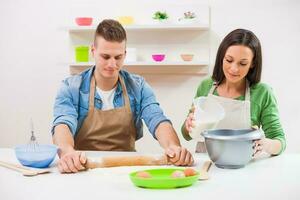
[85,155,169,169]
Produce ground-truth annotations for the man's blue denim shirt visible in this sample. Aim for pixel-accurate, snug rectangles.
[52,66,171,140]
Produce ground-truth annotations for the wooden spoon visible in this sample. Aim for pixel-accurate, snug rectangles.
[0,160,51,176]
[198,160,212,180]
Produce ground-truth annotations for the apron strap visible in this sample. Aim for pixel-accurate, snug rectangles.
[89,74,131,112]
[119,75,131,113]
[245,80,250,101]
[89,76,96,111]
[208,82,218,95]
[209,80,250,100]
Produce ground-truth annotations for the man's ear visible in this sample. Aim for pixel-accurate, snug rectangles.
[91,44,95,57]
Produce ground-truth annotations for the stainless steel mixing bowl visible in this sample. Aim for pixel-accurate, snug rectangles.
[202,129,263,169]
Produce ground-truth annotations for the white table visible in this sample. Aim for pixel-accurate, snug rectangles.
[0,148,299,200]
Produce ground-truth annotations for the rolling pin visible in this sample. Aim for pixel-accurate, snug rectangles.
[85,155,170,169]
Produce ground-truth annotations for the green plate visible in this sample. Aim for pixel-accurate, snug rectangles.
[129,168,199,189]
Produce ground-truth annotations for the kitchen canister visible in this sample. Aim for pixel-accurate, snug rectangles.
[75,46,89,62]
[125,48,137,62]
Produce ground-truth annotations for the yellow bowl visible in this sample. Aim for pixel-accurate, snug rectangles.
[118,16,134,25]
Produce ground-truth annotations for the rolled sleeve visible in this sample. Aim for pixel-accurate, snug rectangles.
[51,80,79,136]
[140,80,171,139]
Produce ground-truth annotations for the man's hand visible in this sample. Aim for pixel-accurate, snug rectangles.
[165,145,194,166]
[155,122,194,166]
[53,124,87,173]
[58,149,87,173]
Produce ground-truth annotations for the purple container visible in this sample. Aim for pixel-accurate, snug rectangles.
[152,54,165,62]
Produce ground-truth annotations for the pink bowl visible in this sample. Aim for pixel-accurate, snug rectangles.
[75,17,93,26]
[152,54,165,62]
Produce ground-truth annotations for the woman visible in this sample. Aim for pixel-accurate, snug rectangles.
[182,29,286,156]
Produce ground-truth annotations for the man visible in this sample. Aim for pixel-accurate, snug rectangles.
[52,19,193,173]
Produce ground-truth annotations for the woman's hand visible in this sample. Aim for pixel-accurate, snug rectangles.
[184,106,195,133]
[253,138,282,156]
[253,138,267,156]
[252,125,265,156]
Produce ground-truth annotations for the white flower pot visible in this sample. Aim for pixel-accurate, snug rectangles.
[178,18,198,24]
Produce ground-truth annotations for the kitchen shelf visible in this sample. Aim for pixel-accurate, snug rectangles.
[67,23,209,33]
[70,61,209,67]
[66,7,210,76]
[69,61,209,75]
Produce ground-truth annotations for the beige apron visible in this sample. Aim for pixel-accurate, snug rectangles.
[74,75,136,151]
[196,81,251,152]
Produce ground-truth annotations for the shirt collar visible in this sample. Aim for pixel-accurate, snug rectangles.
[84,66,123,99]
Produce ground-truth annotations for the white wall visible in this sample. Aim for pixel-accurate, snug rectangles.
[0,0,299,153]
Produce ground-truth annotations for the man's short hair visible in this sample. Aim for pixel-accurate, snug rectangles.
[94,19,127,44]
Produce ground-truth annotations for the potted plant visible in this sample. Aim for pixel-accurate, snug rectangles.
[178,11,197,24]
[153,11,169,23]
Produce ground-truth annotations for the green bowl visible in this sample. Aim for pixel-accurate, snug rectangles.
[129,168,199,189]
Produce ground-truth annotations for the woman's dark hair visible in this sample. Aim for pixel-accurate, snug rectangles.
[212,29,262,86]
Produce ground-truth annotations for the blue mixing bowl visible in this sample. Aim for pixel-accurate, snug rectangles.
[15,144,58,168]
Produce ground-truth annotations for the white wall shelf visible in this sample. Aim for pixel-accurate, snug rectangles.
[69,61,209,75]
[70,61,209,67]
[67,24,209,33]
